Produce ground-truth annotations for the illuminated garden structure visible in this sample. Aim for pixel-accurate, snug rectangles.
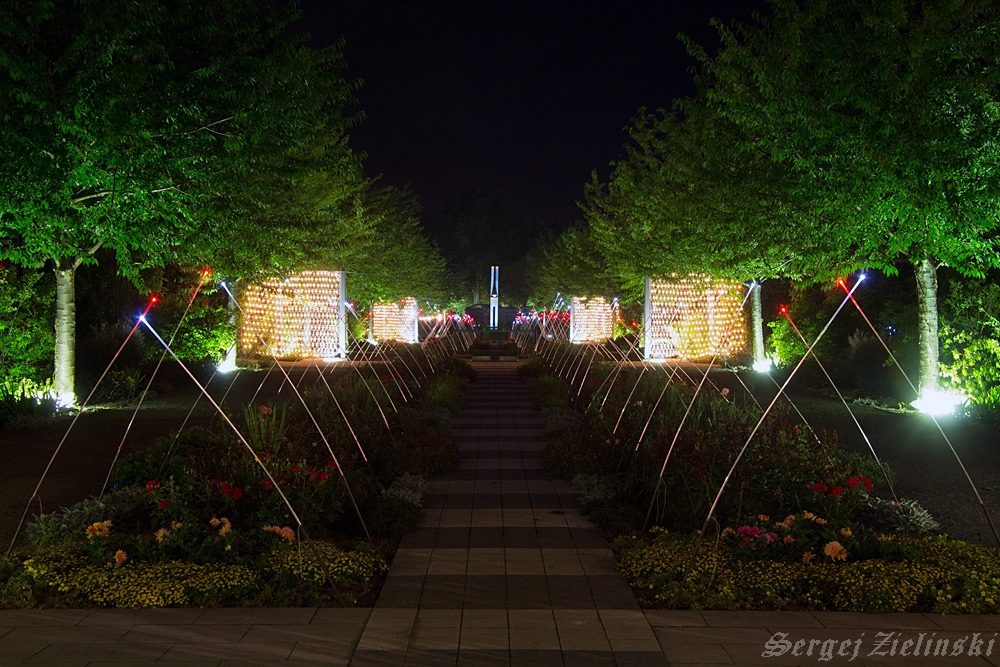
[569,296,614,343]
[239,270,347,360]
[643,275,746,361]
[371,297,420,344]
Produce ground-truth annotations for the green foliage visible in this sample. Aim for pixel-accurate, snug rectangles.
[146,266,235,364]
[528,374,571,409]
[0,377,58,429]
[420,374,467,414]
[941,275,1000,410]
[364,497,423,541]
[25,488,150,547]
[382,474,430,507]
[0,265,53,382]
[262,541,387,586]
[92,367,146,403]
[857,497,941,534]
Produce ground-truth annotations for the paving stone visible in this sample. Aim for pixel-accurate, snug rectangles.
[78,608,206,626]
[195,608,316,625]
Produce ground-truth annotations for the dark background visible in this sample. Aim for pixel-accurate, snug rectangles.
[298,1,771,233]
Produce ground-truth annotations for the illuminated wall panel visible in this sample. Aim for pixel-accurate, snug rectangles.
[644,275,746,361]
[239,270,346,359]
[569,297,614,343]
[371,297,419,343]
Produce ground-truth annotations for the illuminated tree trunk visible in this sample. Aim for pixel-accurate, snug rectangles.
[913,257,939,396]
[751,281,765,363]
[54,261,77,401]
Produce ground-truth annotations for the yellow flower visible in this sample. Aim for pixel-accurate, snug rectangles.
[802,512,815,520]
[824,541,848,561]
[114,550,127,565]
[170,522,184,531]
[155,528,170,543]
[840,527,853,538]
[86,520,112,538]
[218,517,232,537]
[758,514,769,522]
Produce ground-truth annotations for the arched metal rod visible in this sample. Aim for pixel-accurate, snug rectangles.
[5,297,158,559]
[674,277,863,605]
[782,309,898,503]
[219,283,371,539]
[838,280,1000,546]
[137,316,344,593]
[642,285,755,530]
[100,272,209,499]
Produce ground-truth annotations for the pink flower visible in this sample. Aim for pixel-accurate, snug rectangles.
[260,405,273,415]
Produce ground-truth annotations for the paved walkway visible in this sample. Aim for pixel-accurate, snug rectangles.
[351,363,662,665]
[3,362,1000,666]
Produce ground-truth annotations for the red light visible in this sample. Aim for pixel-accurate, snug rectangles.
[151,296,159,303]
[201,268,211,277]
[779,306,788,314]
[837,278,846,286]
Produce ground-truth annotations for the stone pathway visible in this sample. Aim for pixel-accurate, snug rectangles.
[4,361,1000,666]
[351,362,663,665]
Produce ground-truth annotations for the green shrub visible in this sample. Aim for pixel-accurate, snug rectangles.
[420,374,467,414]
[263,540,387,586]
[529,374,570,408]
[93,367,145,403]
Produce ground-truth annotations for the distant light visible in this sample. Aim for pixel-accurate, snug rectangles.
[322,357,343,363]
[911,388,965,416]
[752,358,773,373]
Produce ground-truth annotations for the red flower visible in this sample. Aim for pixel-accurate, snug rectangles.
[291,466,300,473]
[145,480,161,494]
[260,405,273,415]
[328,461,338,468]
[231,488,243,500]
[812,482,829,494]
[317,472,328,481]
[859,475,874,492]
[158,500,172,510]
[264,480,274,489]
[847,477,859,488]
[830,486,844,497]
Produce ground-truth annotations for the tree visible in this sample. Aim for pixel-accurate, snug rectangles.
[0,0,362,402]
[684,0,1000,397]
[432,190,549,305]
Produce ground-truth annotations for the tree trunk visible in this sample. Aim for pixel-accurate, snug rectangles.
[751,280,765,363]
[913,257,939,396]
[54,261,77,403]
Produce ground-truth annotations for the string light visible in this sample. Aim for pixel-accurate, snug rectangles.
[570,297,614,343]
[239,271,344,358]
[371,297,419,343]
[646,274,746,361]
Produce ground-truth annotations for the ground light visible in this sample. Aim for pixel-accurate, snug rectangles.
[912,387,966,416]
[752,358,773,373]
[216,345,238,373]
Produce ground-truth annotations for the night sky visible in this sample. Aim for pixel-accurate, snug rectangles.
[298,1,771,232]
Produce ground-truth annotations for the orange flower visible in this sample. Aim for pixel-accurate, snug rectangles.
[154,527,170,543]
[814,517,828,525]
[783,535,795,544]
[824,541,848,561]
[801,512,815,520]
[801,551,816,564]
[85,520,112,539]
[114,550,127,565]
[263,525,296,543]
[758,514,770,522]
[840,527,853,538]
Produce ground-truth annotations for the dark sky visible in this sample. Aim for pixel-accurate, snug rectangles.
[297,1,770,230]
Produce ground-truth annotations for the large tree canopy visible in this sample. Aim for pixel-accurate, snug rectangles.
[574,0,1000,395]
[0,0,365,399]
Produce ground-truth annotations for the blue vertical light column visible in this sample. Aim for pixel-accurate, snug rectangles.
[489,265,499,330]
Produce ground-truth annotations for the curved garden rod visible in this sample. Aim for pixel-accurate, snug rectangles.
[100,271,210,500]
[641,285,754,530]
[5,297,159,559]
[837,280,1000,546]
[311,359,374,476]
[137,317,344,592]
[674,276,864,604]
[219,283,371,539]
[782,309,899,503]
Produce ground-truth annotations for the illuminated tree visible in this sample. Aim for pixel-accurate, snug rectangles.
[684,0,1000,397]
[0,0,362,401]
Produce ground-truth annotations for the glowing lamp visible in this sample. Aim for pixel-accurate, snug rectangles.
[911,388,965,416]
[216,346,238,373]
[752,358,773,373]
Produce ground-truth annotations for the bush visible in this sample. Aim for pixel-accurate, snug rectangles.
[0,265,54,383]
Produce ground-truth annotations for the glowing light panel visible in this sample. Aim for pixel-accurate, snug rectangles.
[570,297,614,343]
[371,297,419,343]
[644,275,746,361]
[239,271,346,359]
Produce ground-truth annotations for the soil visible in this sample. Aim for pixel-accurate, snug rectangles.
[3,362,1000,554]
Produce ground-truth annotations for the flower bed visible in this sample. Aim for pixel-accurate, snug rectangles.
[523,358,994,613]
[1,361,469,608]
